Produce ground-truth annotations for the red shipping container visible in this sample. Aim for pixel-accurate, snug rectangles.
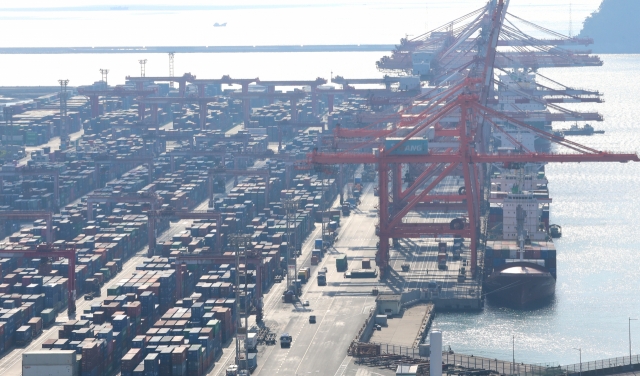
[171,346,188,363]
[21,275,32,286]
[42,338,56,349]
[125,301,142,318]
[28,317,42,335]
[200,327,213,339]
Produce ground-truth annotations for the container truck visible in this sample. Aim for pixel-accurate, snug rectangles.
[280,333,292,348]
[298,267,310,283]
[239,353,257,372]
[317,268,327,286]
[452,244,461,261]
[438,252,447,270]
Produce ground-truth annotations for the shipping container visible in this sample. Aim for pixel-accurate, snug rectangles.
[383,137,429,155]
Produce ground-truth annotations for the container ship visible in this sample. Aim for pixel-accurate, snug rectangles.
[484,164,557,307]
[484,197,557,307]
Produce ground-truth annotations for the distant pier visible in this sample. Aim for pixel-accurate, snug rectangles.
[0,44,396,54]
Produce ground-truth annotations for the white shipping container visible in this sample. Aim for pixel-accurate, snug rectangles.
[23,350,77,366]
[22,364,76,376]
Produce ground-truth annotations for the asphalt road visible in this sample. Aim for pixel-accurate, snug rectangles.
[243,181,384,376]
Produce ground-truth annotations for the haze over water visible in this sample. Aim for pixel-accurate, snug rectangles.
[1,0,601,86]
[4,0,640,366]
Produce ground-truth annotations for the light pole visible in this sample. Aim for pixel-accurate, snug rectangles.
[573,348,582,376]
[283,199,298,294]
[230,234,251,371]
[320,170,326,251]
[630,317,637,363]
[512,335,515,375]
[58,79,69,146]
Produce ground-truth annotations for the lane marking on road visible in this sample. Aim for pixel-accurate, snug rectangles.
[293,297,336,375]
[333,355,351,376]
[212,339,237,376]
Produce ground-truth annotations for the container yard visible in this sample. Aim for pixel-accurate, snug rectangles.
[0,1,639,375]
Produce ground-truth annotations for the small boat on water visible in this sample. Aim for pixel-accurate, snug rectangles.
[558,123,605,136]
[549,224,562,238]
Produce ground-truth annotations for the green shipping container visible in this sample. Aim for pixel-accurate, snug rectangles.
[40,308,55,326]
[206,319,221,336]
[107,285,121,296]
[336,254,348,272]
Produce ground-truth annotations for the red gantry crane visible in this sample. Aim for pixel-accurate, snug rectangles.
[308,1,640,279]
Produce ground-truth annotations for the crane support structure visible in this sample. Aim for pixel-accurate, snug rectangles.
[174,251,263,304]
[0,245,78,314]
[0,168,61,209]
[77,86,157,118]
[147,209,223,257]
[86,193,160,222]
[207,168,270,207]
[0,211,54,243]
[93,155,155,186]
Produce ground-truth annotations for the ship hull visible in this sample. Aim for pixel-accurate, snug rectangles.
[484,262,556,307]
